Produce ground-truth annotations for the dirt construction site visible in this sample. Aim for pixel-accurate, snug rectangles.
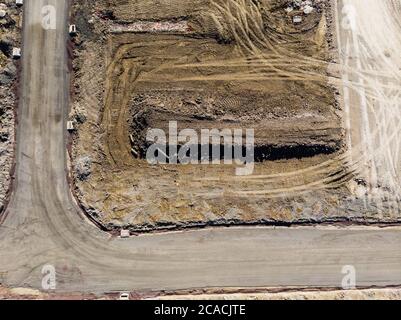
[1,0,401,300]
[69,0,400,232]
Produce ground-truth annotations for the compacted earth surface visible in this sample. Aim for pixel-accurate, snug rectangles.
[0,0,20,213]
[69,0,398,232]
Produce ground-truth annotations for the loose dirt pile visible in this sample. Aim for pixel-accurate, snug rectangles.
[70,0,395,232]
[0,0,20,213]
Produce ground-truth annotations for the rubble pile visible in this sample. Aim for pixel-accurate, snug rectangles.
[0,0,21,211]
[286,0,320,13]
[75,156,92,181]
[284,0,322,24]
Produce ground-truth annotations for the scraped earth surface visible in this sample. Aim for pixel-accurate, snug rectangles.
[70,0,399,232]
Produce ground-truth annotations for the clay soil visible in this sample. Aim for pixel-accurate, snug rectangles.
[70,0,395,232]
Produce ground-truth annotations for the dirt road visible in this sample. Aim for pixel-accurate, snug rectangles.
[0,0,400,294]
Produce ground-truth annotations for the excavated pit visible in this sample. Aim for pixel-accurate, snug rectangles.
[128,88,342,164]
[129,109,340,163]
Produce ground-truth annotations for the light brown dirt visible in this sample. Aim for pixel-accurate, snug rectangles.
[153,288,401,300]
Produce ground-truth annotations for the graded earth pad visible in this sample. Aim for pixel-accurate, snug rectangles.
[70,0,394,232]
